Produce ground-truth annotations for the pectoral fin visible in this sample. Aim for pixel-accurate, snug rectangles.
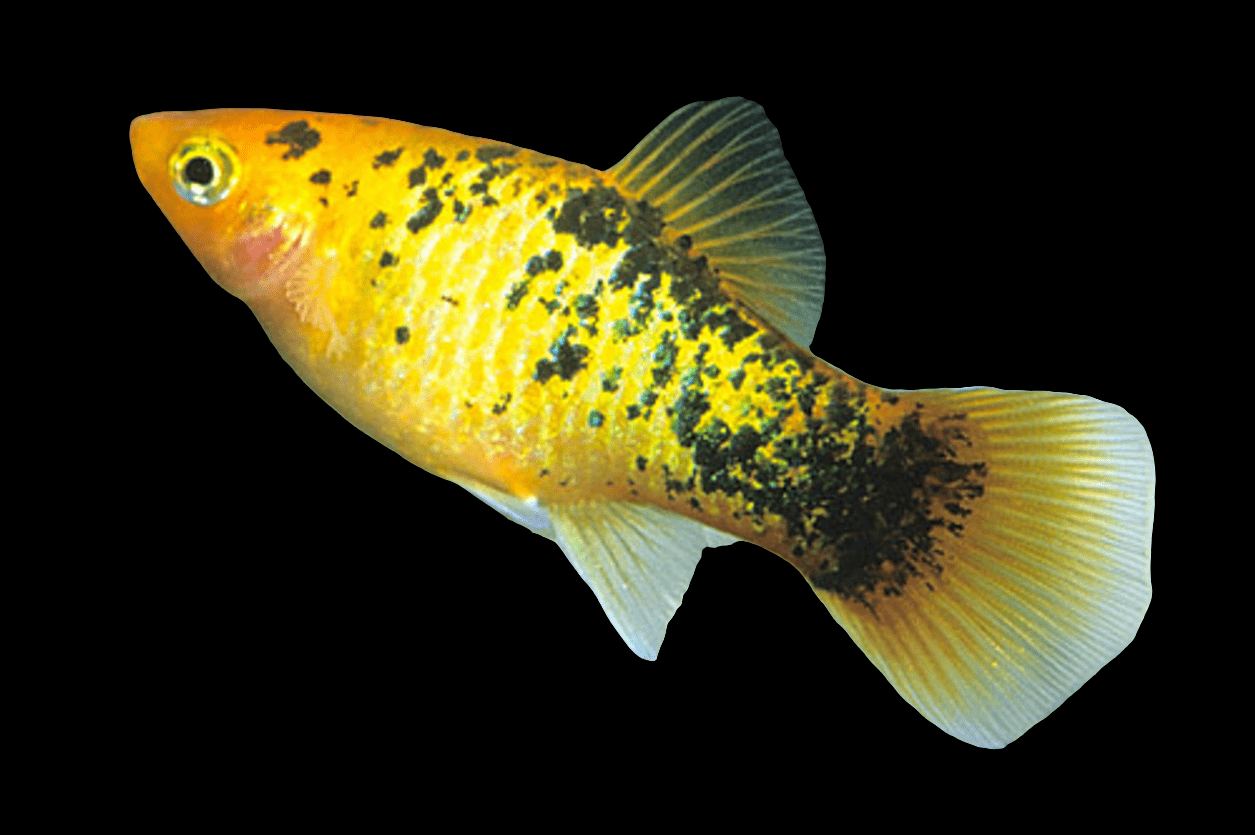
[453,478,556,541]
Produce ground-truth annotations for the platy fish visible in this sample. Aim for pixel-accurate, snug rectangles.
[130,100,1154,748]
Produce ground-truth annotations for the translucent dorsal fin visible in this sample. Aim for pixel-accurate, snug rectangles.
[547,502,739,660]
[608,98,826,347]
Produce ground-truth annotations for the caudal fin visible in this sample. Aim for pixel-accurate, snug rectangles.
[811,388,1153,748]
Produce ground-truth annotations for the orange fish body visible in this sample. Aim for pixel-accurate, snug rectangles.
[130,105,865,550]
[131,101,1154,748]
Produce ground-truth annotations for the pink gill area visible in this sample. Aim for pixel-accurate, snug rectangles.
[231,224,293,278]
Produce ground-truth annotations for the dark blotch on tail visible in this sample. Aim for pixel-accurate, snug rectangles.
[807,410,986,607]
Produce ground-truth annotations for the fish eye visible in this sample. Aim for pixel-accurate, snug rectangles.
[169,136,240,206]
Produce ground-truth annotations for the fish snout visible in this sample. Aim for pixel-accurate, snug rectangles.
[131,111,307,303]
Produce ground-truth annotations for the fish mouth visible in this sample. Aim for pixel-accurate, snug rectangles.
[129,114,167,195]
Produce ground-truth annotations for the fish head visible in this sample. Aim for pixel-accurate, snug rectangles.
[130,110,318,308]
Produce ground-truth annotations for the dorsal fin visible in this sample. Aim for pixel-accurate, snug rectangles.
[608,98,826,347]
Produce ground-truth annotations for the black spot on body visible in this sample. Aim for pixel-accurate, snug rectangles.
[395,326,410,344]
[373,148,403,169]
[370,211,387,229]
[796,382,820,417]
[406,188,443,232]
[379,251,396,267]
[309,169,331,184]
[408,167,427,188]
[505,279,531,310]
[423,148,446,169]
[574,294,598,320]
[553,187,624,249]
[697,308,759,351]
[475,145,517,163]
[765,377,790,403]
[265,120,320,160]
[609,242,662,293]
[601,367,622,392]
[672,386,710,448]
[533,326,589,384]
[650,331,678,387]
[611,319,638,342]
[456,150,470,162]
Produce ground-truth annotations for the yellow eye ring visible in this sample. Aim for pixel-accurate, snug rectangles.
[169,136,240,206]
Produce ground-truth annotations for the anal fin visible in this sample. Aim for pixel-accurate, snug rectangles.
[452,479,738,661]
[547,502,738,661]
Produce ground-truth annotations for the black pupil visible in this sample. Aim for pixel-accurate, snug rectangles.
[184,157,215,185]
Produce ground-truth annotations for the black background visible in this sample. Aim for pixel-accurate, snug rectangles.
[113,50,1178,785]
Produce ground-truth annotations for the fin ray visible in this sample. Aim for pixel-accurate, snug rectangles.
[452,478,555,541]
[810,389,1153,747]
[547,502,735,660]
[452,479,741,659]
[609,98,826,348]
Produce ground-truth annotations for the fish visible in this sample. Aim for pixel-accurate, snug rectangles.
[130,99,1154,748]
